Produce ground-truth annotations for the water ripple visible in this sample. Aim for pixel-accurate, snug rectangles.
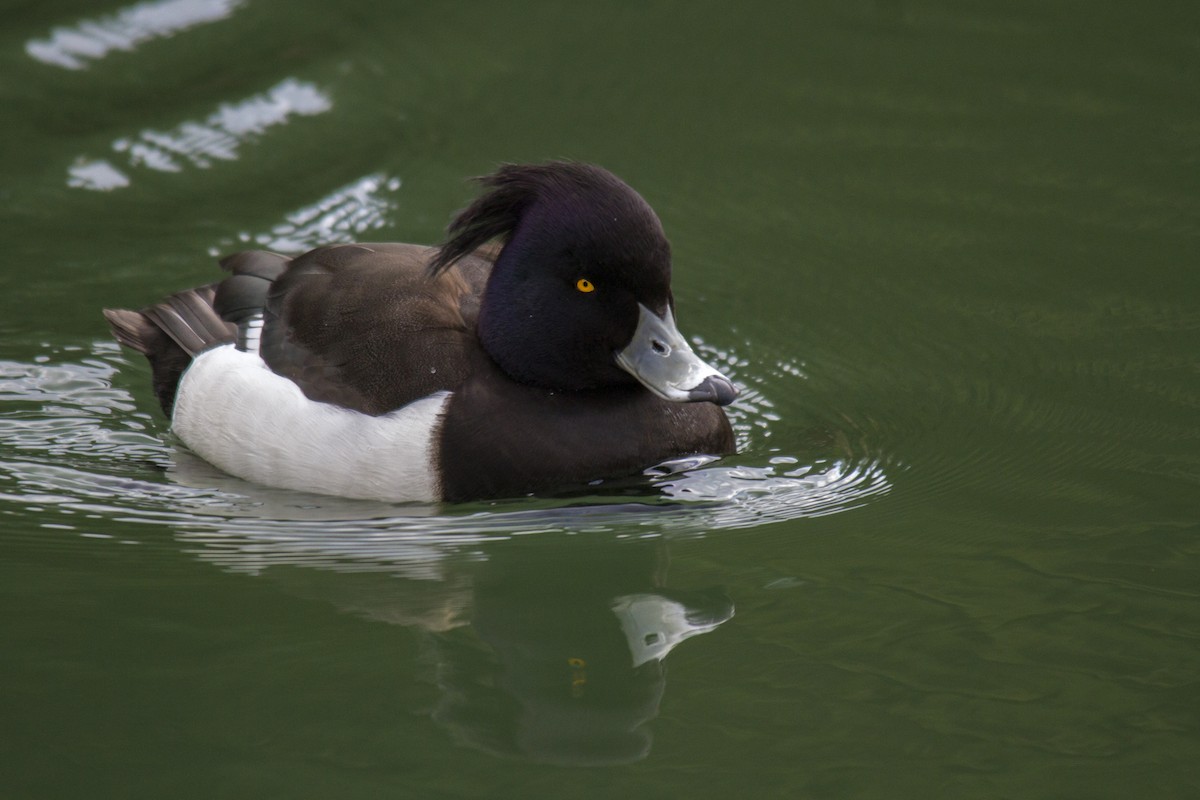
[0,341,891,570]
[27,0,246,70]
[210,173,404,254]
[69,78,332,191]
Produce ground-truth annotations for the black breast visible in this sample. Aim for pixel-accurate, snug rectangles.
[436,352,735,501]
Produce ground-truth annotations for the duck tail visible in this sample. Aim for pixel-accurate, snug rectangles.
[103,284,236,416]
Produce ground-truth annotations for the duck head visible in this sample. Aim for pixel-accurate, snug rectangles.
[429,162,737,405]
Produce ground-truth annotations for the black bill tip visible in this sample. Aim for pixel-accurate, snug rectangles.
[687,375,738,406]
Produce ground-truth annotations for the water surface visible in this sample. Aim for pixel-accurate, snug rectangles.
[2,1,1198,798]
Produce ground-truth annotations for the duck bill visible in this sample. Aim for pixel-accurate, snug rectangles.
[615,304,738,406]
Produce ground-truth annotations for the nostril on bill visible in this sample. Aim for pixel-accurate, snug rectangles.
[651,340,668,355]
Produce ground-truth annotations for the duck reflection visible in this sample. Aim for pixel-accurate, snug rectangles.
[211,532,732,765]
[426,541,732,765]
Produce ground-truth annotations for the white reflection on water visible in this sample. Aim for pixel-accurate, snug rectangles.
[212,173,404,254]
[69,79,332,190]
[26,0,246,70]
[67,159,131,191]
[114,79,331,172]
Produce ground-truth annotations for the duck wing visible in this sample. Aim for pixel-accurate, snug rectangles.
[218,242,493,415]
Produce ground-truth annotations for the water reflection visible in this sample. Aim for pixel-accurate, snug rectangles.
[212,173,403,254]
[27,0,246,70]
[66,159,132,192]
[225,535,733,765]
[117,78,331,170]
[69,78,331,190]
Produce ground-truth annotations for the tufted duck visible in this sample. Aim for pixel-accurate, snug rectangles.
[104,162,737,502]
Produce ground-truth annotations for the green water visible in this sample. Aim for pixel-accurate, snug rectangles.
[2,1,1198,797]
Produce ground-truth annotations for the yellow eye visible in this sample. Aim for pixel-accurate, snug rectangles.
[576,278,595,293]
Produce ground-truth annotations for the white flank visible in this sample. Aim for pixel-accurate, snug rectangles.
[172,345,449,502]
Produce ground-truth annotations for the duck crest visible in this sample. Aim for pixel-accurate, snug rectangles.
[428,161,662,277]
